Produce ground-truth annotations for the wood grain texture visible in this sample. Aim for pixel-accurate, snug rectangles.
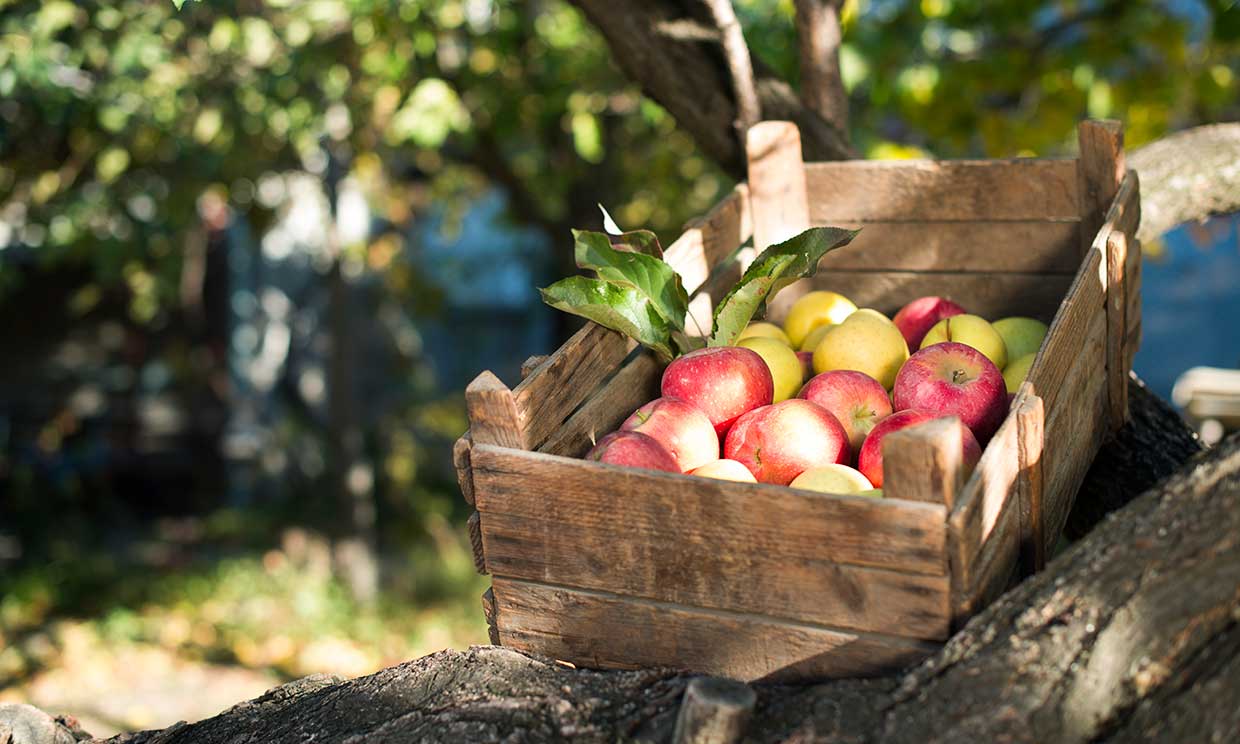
[1101,172,1141,429]
[805,159,1080,222]
[520,355,549,380]
[465,371,526,450]
[481,510,951,639]
[813,220,1082,273]
[1077,120,1125,257]
[471,445,949,576]
[1013,390,1046,574]
[537,352,662,458]
[747,122,813,320]
[510,323,637,451]
[467,511,486,575]
[453,433,474,506]
[1125,238,1142,371]
[951,489,1021,623]
[1027,248,1106,414]
[490,578,939,682]
[481,587,499,645]
[882,417,966,510]
[664,184,752,296]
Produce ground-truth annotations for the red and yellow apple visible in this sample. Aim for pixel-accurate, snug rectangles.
[620,397,719,473]
[856,410,982,487]
[584,431,679,473]
[723,399,850,485]
[662,346,774,436]
[892,342,1008,442]
[799,370,893,454]
[690,459,758,482]
[892,296,966,349]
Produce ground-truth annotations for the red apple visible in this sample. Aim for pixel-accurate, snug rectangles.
[584,431,679,473]
[892,342,1008,442]
[892,296,966,349]
[857,410,982,488]
[800,370,894,455]
[662,347,774,436]
[620,397,719,473]
[723,399,849,485]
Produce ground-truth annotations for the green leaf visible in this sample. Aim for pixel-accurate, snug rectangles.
[171,0,194,9]
[709,226,860,347]
[540,276,676,361]
[573,230,685,328]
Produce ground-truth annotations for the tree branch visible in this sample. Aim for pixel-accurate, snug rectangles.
[1130,122,1240,242]
[792,0,850,141]
[699,0,761,140]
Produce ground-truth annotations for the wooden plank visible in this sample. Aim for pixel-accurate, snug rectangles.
[481,511,951,639]
[1026,247,1106,415]
[664,184,752,296]
[1126,238,1142,371]
[465,371,526,450]
[1077,119,1125,257]
[805,159,1080,222]
[747,121,812,320]
[813,220,1082,273]
[952,491,1021,623]
[511,324,637,451]
[538,352,663,458]
[882,417,967,510]
[453,433,475,506]
[490,578,939,682]
[481,587,500,645]
[1100,172,1140,429]
[467,511,486,575]
[520,355,549,379]
[1013,391,1046,574]
[799,271,1073,325]
[471,445,949,576]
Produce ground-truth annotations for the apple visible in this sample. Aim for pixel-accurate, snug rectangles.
[620,397,719,472]
[991,317,1049,363]
[790,463,874,494]
[737,336,803,403]
[690,459,758,482]
[737,321,793,347]
[800,370,893,454]
[892,296,966,349]
[783,291,857,348]
[584,431,679,473]
[921,314,1008,370]
[662,346,774,436]
[812,314,910,389]
[723,399,850,485]
[798,323,835,352]
[1003,351,1037,394]
[849,308,894,325]
[892,342,1008,442]
[796,351,814,382]
[856,409,982,488]
[857,488,884,498]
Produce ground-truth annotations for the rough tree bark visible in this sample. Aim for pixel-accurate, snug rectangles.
[1129,122,1240,243]
[792,0,850,140]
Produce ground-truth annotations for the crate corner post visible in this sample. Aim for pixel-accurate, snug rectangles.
[745,121,811,320]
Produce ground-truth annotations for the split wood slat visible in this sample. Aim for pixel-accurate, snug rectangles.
[1125,238,1142,371]
[510,323,637,451]
[664,184,753,296]
[814,220,1082,274]
[1026,248,1106,415]
[452,433,474,507]
[1013,390,1047,573]
[481,588,500,645]
[481,510,951,639]
[465,371,526,450]
[746,121,812,320]
[520,355,549,379]
[882,417,967,510]
[951,494,1022,623]
[467,511,486,575]
[538,352,662,458]
[490,578,940,682]
[1100,171,1140,429]
[471,445,949,576]
[805,159,1081,222]
[1077,120,1125,258]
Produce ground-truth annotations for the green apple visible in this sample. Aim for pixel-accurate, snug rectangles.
[991,317,1049,363]
[1003,351,1037,393]
[921,314,1008,370]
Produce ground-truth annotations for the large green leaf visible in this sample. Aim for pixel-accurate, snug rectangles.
[540,276,677,361]
[573,230,687,330]
[709,226,860,347]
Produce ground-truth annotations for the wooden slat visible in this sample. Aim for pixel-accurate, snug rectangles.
[538,352,663,458]
[467,511,486,575]
[465,371,526,449]
[453,433,475,506]
[471,445,949,576]
[1077,120,1125,257]
[814,220,1082,273]
[510,324,637,450]
[952,491,1021,623]
[799,271,1073,325]
[882,417,967,510]
[664,184,752,296]
[1125,238,1142,371]
[481,511,951,639]
[805,159,1080,222]
[520,355,549,379]
[490,578,939,682]
[747,121,812,320]
[1100,172,1140,429]
[481,588,500,645]
[1014,390,1046,574]
[1027,247,1107,415]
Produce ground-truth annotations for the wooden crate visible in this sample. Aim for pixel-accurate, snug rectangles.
[453,120,1142,682]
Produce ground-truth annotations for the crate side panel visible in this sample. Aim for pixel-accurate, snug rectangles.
[470,445,949,576]
[538,352,662,458]
[482,511,951,640]
[490,578,939,682]
[805,159,1080,221]
[1028,248,1106,415]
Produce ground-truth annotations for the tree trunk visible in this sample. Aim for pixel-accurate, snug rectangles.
[1129,123,1240,243]
[68,377,1240,743]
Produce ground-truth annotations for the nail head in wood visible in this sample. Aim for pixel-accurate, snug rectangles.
[672,676,757,744]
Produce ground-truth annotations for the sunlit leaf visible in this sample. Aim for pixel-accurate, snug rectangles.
[540,276,676,361]
[573,230,683,326]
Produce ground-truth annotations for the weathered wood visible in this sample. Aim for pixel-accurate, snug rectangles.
[1125,238,1142,371]
[1014,391,1046,572]
[663,184,753,296]
[482,511,951,639]
[481,588,500,646]
[472,445,949,576]
[814,220,1082,273]
[746,121,812,319]
[799,270,1073,325]
[452,433,474,506]
[1027,247,1106,415]
[1101,171,1140,429]
[672,677,756,744]
[466,512,486,575]
[805,158,1080,222]
[520,355,549,379]
[538,352,663,458]
[882,417,966,510]
[490,578,939,682]
[464,371,526,450]
[952,490,1021,623]
[1077,119,1125,257]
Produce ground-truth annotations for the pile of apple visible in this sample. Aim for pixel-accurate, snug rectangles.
[584,292,1048,496]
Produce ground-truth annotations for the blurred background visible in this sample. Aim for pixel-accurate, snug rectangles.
[0,0,1237,736]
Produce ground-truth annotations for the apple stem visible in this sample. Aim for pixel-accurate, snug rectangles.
[952,369,967,384]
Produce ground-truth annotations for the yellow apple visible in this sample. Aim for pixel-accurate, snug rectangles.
[798,323,834,352]
[812,315,910,389]
[737,321,793,347]
[991,317,1049,363]
[738,336,803,402]
[783,291,857,348]
[921,314,1008,370]
[790,464,874,494]
[690,459,758,482]
[1003,351,1037,393]
[849,308,894,325]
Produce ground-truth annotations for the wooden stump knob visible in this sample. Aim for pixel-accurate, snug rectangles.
[672,676,757,744]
